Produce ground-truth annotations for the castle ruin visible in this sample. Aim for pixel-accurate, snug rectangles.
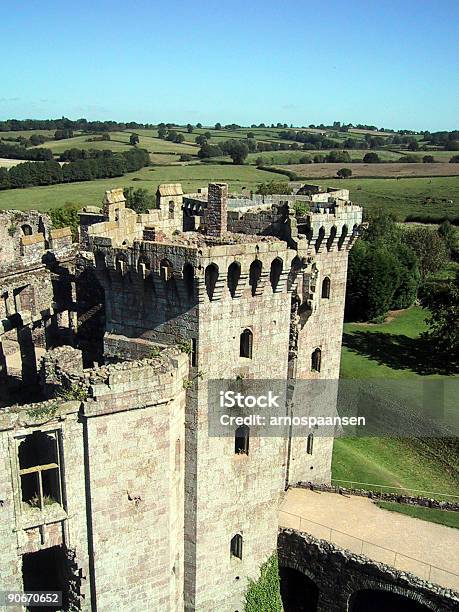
[0,183,362,611]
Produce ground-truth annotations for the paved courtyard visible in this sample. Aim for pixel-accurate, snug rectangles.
[279,487,459,591]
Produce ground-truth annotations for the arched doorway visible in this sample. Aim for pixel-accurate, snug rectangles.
[349,589,433,612]
[279,566,319,612]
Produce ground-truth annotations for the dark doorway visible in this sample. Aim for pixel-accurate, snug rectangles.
[350,589,432,612]
[22,546,69,611]
[280,566,319,612]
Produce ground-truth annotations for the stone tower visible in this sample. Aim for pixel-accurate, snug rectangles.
[83,183,362,611]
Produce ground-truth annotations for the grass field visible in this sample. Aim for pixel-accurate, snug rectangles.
[0,164,283,210]
[377,501,459,529]
[332,308,459,506]
[332,437,458,498]
[312,176,459,220]
[280,162,459,179]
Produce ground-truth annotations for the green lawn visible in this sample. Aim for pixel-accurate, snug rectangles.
[0,164,284,211]
[376,501,459,529]
[340,307,429,380]
[314,176,459,220]
[333,307,459,505]
[332,437,458,499]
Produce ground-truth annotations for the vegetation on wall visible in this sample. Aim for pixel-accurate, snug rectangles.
[244,554,282,612]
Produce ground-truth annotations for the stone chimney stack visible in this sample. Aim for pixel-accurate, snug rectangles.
[206,183,228,237]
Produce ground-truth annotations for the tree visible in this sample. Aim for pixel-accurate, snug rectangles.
[195,134,207,146]
[247,132,255,139]
[337,168,352,178]
[214,122,222,130]
[222,140,249,164]
[346,242,402,321]
[326,151,351,163]
[450,155,459,163]
[49,203,80,240]
[175,133,185,143]
[197,143,223,159]
[420,272,459,368]
[187,124,193,133]
[123,187,155,213]
[196,122,202,129]
[363,152,380,163]
[157,124,167,139]
[404,227,449,279]
[346,211,420,321]
[256,181,292,195]
[438,220,457,255]
[408,140,419,151]
[255,157,264,166]
[179,154,192,162]
[422,155,434,163]
[130,133,139,145]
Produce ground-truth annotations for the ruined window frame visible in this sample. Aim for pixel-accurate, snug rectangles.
[16,429,65,513]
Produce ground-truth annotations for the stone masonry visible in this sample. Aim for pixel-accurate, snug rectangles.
[0,182,363,611]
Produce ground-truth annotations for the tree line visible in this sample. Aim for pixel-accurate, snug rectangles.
[0,142,53,161]
[0,148,149,190]
[0,118,152,133]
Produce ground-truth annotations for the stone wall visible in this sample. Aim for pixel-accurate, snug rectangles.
[295,481,459,512]
[278,528,459,612]
[0,347,188,611]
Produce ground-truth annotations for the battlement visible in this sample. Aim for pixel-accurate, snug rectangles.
[40,344,188,413]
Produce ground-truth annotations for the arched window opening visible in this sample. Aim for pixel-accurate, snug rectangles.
[168,200,175,219]
[249,260,262,297]
[327,225,337,251]
[270,258,283,292]
[311,348,321,373]
[240,329,253,359]
[315,226,325,253]
[307,433,314,455]
[338,225,348,250]
[205,263,219,301]
[183,263,195,299]
[21,224,33,236]
[160,259,173,282]
[230,534,243,559]
[235,425,250,455]
[227,262,241,298]
[321,277,331,299]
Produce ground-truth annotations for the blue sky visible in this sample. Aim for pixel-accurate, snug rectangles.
[1,0,458,130]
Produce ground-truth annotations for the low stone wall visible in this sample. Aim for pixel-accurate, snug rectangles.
[278,528,459,612]
[295,482,459,512]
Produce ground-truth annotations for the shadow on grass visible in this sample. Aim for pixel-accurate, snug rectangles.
[342,331,452,376]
